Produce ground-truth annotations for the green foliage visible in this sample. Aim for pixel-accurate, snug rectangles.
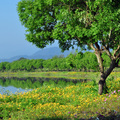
[0,62,9,71]
[0,59,44,72]
[0,51,113,72]
[17,0,120,51]
[66,52,76,70]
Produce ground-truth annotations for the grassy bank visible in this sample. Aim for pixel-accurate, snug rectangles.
[0,74,120,120]
[0,71,100,81]
[0,71,120,82]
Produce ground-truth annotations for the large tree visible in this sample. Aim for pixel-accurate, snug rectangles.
[17,0,120,94]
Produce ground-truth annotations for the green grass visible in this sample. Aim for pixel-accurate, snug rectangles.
[0,72,120,120]
[0,71,100,80]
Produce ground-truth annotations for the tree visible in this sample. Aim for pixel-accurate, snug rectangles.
[18,57,27,61]
[80,52,99,71]
[0,62,9,71]
[33,59,44,69]
[57,58,68,70]
[17,0,120,94]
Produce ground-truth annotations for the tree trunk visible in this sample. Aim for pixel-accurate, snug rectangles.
[98,60,116,95]
[90,43,117,95]
[95,50,105,95]
[98,73,106,95]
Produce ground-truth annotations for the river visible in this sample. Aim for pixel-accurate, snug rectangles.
[0,77,90,95]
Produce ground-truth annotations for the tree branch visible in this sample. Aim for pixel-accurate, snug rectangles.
[115,51,120,60]
[95,42,100,50]
[114,45,120,59]
[75,36,81,42]
[90,43,96,51]
[90,43,104,73]
[105,60,116,78]
[109,28,112,39]
[115,58,120,67]
[116,65,120,68]
[102,45,113,60]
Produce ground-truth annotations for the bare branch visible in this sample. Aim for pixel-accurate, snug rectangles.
[114,45,120,58]
[95,51,104,73]
[75,36,81,42]
[109,28,112,39]
[117,65,120,68]
[90,43,105,73]
[115,51,120,60]
[95,42,100,50]
[90,43,96,51]
[102,45,113,60]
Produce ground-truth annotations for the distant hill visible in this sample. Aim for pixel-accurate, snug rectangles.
[0,55,29,63]
[0,47,75,63]
[29,47,72,59]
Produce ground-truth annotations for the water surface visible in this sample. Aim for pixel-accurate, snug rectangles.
[0,77,90,95]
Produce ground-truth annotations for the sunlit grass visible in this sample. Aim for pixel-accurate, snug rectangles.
[0,75,120,119]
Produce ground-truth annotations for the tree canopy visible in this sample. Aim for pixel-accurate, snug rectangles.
[17,0,120,50]
[17,0,120,94]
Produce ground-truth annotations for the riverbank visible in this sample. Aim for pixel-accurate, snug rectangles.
[0,71,120,82]
[0,71,100,79]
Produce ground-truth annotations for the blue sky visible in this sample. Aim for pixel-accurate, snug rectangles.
[0,0,58,59]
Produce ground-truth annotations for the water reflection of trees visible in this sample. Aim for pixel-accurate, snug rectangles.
[0,77,90,89]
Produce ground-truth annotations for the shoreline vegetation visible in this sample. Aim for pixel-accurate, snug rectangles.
[0,71,120,119]
[0,71,120,81]
[0,71,100,79]
[1,51,120,73]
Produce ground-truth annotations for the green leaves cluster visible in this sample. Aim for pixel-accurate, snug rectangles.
[17,0,120,51]
[0,59,44,72]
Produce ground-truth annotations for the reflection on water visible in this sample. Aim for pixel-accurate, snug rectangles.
[0,77,90,95]
[0,86,32,95]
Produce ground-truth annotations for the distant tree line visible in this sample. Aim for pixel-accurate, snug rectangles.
[0,52,112,72]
